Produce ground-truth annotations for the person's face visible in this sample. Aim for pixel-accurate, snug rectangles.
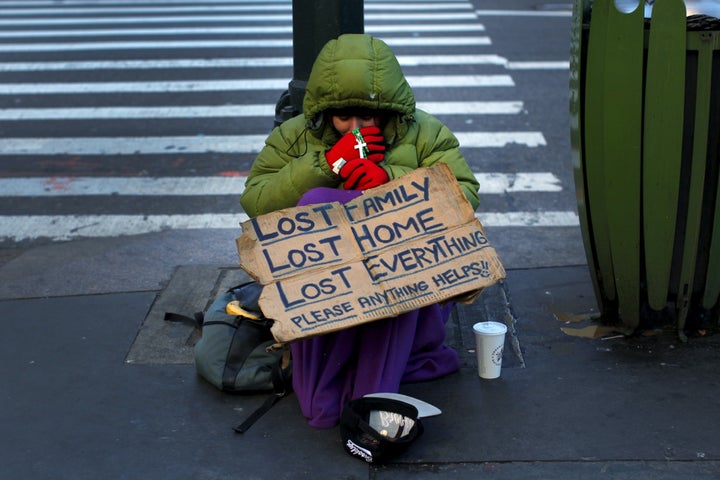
[330,114,382,136]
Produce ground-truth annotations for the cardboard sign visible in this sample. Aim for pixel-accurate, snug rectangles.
[236,164,506,344]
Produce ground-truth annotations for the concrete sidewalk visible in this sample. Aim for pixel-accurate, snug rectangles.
[1,230,719,479]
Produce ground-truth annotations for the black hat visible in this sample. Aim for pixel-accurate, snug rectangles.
[340,397,424,463]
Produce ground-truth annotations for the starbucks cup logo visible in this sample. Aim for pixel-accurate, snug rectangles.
[492,345,503,366]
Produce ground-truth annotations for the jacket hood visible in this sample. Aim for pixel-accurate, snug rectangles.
[303,34,416,132]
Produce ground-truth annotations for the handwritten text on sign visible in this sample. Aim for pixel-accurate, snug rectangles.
[236,164,506,344]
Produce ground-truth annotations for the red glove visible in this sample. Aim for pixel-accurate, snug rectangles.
[339,158,390,190]
[325,127,386,175]
[356,126,386,164]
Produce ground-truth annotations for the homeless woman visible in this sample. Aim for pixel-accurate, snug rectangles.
[240,34,480,428]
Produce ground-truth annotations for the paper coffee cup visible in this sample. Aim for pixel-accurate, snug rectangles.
[473,321,507,379]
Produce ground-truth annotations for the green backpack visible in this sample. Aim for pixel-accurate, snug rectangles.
[165,281,292,432]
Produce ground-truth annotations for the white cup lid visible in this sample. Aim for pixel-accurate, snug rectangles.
[473,321,507,335]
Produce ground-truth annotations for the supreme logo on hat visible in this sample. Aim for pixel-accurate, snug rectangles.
[339,397,424,464]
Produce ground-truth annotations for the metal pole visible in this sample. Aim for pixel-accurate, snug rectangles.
[274,0,364,126]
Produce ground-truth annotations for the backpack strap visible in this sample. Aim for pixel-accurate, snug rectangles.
[163,311,204,329]
[233,391,286,434]
[233,349,293,434]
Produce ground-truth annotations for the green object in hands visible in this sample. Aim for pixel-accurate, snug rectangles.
[351,128,370,159]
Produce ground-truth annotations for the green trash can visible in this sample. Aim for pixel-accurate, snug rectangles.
[570,0,720,339]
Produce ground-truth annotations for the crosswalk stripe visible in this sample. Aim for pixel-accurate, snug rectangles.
[5,0,448,4]
[2,0,294,4]
[0,105,275,119]
[0,36,491,52]
[0,211,580,242]
[0,132,546,155]
[0,79,287,94]
[0,3,471,14]
[0,5,291,14]
[455,132,546,148]
[406,102,525,115]
[398,55,506,66]
[0,75,513,95]
[0,56,569,72]
[506,61,570,70]
[480,211,579,227]
[475,10,572,17]
[0,24,486,38]
[0,102,524,120]
[0,55,511,72]
[0,173,561,197]
[0,13,479,26]
[0,0,295,4]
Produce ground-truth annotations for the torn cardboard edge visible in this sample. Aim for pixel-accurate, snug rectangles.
[236,164,506,345]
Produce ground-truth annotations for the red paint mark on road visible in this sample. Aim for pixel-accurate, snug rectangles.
[44,177,76,191]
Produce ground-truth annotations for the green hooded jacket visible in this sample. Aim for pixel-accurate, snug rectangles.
[240,34,480,217]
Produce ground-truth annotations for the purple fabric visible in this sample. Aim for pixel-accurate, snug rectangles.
[291,187,461,428]
[297,186,362,205]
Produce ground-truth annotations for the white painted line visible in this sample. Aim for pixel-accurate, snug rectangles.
[0,27,293,37]
[479,211,579,227]
[399,54,505,66]
[419,101,523,115]
[455,132,547,148]
[0,177,250,196]
[411,75,511,87]
[0,56,570,73]
[0,16,296,27]
[0,39,294,52]
[0,79,290,94]
[370,1,470,3]
[0,105,274,119]
[0,214,247,242]
[477,172,562,193]
[0,173,560,197]
[0,13,478,26]
[0,211,580,242]
[0,24,486,38]
[0,58,295,71]
[0,36,490,52]
[1,0,291,4]
[0,75,512,94]
[0,4,292,13]
[6,0,462,3]
[365,2,472,10]
[0,3,471,14]
[0,136,269,155]
[0,132,547,155]
[0,101,523,120]
[0,54,510,72]
[0,5,294,13]
[371,23,485,33]
[6,0,452,4]
[475,9,572,17]
[507,61,570,70]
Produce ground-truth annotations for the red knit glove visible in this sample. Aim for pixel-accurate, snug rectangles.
[339,158,390,190]
[325,127,386,175]
[356,126,386,164]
